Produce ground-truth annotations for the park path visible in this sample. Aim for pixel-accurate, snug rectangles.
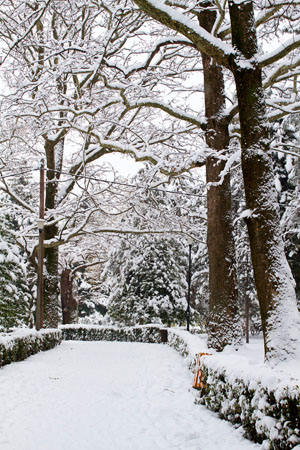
[0,341,260,450]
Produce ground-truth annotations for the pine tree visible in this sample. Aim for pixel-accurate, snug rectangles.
[0,202,32,330]
[103,235,189,326]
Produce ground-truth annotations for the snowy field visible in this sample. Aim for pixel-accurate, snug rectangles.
[0,341,261,450]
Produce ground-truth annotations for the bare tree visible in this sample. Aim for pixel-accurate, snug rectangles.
[132,0,300,361]
[1,0,205,326]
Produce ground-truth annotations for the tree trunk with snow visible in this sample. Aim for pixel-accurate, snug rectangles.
[60,267,78,324]
[199,5,242,350]
[228,0,300,361]
[43,138,64,328]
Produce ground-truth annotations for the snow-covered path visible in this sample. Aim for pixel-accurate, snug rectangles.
[0,341,260,450]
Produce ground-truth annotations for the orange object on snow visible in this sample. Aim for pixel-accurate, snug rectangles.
[192,352,212,389]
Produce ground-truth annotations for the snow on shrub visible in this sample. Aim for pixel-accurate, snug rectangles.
[198,363,300,449]
[0,238,33,330]
[101,235,191,327]
[165,329,300,449]
[0,329,62,367]
[167,328,209,369]
[60,324,165,343]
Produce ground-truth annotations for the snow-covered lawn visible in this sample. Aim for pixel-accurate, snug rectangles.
[0,341,261,450]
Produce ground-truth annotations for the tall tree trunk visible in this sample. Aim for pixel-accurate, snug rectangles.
[43,244,59,328]
[43,138,63,328]
[228,0,300,361]
[199,5,241,350]
[60,268,78,324]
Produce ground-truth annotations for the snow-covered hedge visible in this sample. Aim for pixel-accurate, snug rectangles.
[167,328,206,368]
[165,329,300,449]
[198,363,300,449]
[167,329,190,358]
[61,324,165,343]
[0,329,62,367]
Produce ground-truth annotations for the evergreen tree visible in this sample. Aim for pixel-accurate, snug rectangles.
[190,241,209,327]
[275,119,300,308]
[103,235,189,326]
[231,165,259,336]
[0,201,32,330]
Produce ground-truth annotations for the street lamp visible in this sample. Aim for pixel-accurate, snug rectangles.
[186,237,193,332]
[36,218,45,330]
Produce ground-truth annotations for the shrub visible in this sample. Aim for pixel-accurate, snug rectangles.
[60,324,165,344]
[0,329,62,367]
[198,365,300,448]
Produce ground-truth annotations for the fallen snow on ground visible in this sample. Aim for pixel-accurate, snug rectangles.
[0,341,261,450]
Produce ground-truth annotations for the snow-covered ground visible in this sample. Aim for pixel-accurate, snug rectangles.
[0,341,261,450]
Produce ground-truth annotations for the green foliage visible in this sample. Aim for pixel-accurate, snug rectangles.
[167,330,190,358]
[103,235,190,326]
[231,166,259,322]
[0,329,62,367]
[0,206,33,330]
[272,118,300,306]
[198,366,300,449]
[61,324,164,343]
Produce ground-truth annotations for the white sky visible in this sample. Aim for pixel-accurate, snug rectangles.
[100,152,145,177]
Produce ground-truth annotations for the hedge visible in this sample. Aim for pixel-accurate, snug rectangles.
[0,325,164,368]
[165,329,300,450]
[198,363,300,449]
[0,328,62,367]
[60,324,166,343]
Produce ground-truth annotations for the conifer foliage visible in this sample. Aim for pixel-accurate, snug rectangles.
[0,207,32,331]
[102,235,188,326]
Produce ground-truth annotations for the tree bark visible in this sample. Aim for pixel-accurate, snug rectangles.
[228,0,300,361]
[43,138,63,328]
[199,4,241,350]
[60,268,78,324]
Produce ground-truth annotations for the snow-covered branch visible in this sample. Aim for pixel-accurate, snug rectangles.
[132,0,233,68]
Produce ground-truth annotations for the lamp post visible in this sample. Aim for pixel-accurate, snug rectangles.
[186,237,193,332]
[245,253,250,344]
[36,218,45,330]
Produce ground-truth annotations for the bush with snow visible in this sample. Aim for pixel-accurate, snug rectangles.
[166,329,300,449]
[198,364,300,449]
[0,215,33,330]
[102,235,192,326]
[60,324,165,344]
[0,329,62,367]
